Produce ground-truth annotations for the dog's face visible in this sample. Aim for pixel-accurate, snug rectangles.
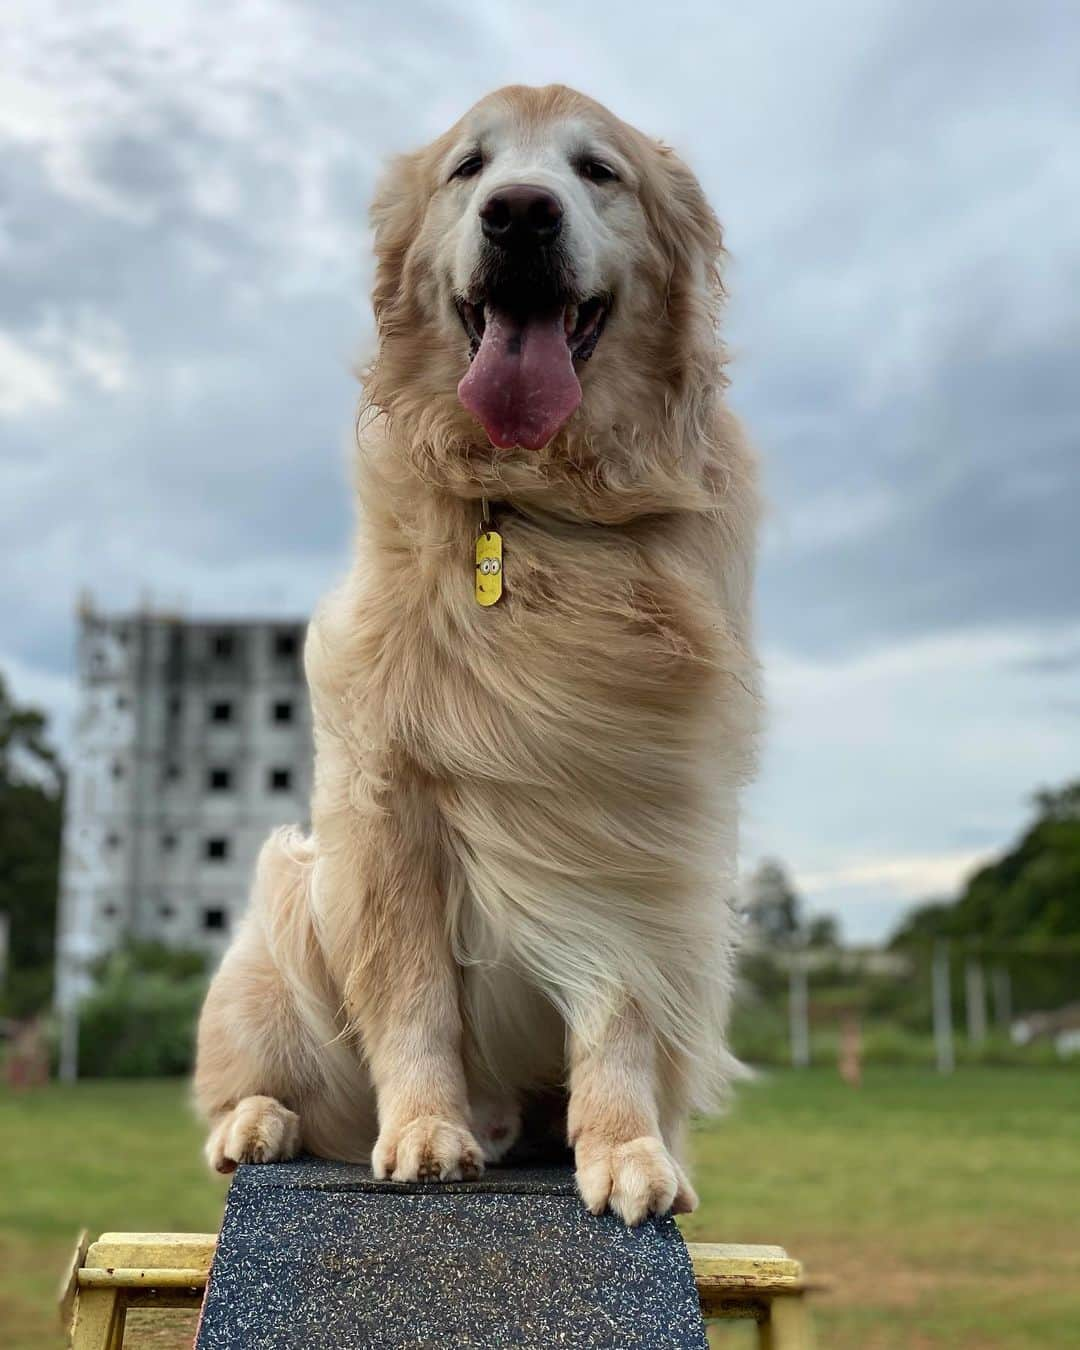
[369,86,722,458]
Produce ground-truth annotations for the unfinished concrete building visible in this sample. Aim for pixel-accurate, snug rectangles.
[54,602,313,1008]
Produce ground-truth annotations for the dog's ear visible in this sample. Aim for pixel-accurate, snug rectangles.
[370,150,429,333]
[642,140,724,295]
[638,141,725,383]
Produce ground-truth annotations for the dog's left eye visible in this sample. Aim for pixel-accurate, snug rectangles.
[577,159,619,184]
[451,153,484,181]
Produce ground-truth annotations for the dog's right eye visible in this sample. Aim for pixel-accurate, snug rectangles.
[450,153,484,181]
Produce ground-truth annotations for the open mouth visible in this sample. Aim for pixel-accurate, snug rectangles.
[456,296,609,364]
[455,295,610,451]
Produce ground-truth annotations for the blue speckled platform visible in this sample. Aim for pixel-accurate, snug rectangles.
[196,1158,707,1348]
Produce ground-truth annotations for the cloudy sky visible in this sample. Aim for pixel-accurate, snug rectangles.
[2,0,1077,940]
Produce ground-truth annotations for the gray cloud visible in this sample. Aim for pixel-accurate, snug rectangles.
[1014,643,1080,676]
[2,0,1077,940]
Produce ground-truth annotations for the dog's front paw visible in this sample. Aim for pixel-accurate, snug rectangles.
[206,1095,301,1174]
[372,1114,484,1183]
[575,1133,698,1225]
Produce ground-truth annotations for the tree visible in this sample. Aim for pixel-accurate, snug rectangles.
[806,913,841,948]
[0,670,64,1014]
[890,781,1080,1013]
[891,780,1080,946]
[744,859,803,946]
[1033,782,1080,824]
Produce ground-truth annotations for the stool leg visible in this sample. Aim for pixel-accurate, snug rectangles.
[757,1293,813,1350]
[71,1288,127,1350]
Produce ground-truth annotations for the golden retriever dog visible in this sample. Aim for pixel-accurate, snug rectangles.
[194,84,759,1225]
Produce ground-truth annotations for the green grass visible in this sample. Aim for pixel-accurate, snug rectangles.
[2,1069,1078,1349]
[691,1068,1080,1347]
[0,1080,227,1349]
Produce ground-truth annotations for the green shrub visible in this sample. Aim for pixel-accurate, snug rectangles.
[62,942,210,1078]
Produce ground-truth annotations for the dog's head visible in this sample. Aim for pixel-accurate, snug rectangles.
[367,85,723,465]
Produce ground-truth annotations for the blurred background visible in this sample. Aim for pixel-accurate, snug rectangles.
[1,2,1078,1347]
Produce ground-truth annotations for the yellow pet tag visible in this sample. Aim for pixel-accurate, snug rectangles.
[475,529,503,606]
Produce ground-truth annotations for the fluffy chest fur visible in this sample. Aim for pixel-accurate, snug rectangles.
[362,500,727,798]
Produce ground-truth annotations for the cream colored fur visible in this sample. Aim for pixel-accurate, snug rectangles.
[194,84,760,1225]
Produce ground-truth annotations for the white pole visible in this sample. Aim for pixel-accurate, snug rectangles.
[933,941,955,1075]
[59,1002,79,1083]
[57,951,82,1083]
[965,959,987,1044]
[789,958,810,1069]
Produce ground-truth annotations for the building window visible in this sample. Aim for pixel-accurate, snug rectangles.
[271,699,294,724]
[208,766,233,792]
[205,836,230,861]
[209,700,233,724]
[203,907,227,931]
[268,767,292,792]
[159,904,176,920]
[274,630,299,659]
[161,833,177,852]
[212,631,235,660]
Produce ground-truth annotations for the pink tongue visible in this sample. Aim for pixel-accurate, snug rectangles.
[458,308,582,451]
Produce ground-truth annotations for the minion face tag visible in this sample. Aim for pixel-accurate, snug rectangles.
[475,530,503,606]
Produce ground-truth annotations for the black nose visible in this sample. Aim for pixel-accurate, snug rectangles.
[480,184,563,248]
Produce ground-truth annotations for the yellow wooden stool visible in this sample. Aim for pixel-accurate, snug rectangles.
[61,1232,816,1348]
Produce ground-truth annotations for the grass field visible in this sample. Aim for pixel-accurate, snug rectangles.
[3,1067,1078,1348]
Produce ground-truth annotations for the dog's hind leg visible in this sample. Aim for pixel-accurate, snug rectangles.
[204,1094,301,1173]
[194,827,375,1173]
[468,1090,523,1165]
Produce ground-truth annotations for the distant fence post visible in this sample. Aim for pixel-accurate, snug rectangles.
[932,941,955,1075]
[965,959,987,1045]
[789,957,810,1069]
